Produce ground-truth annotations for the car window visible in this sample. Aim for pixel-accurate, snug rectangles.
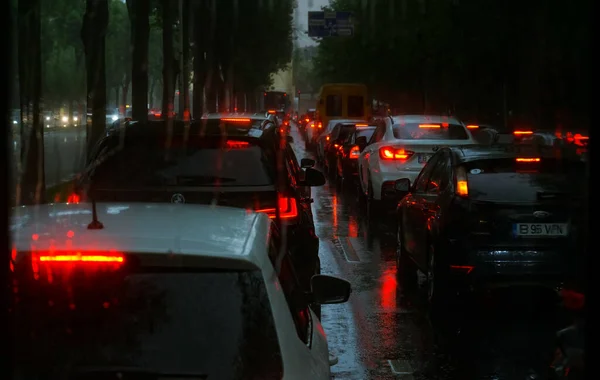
[347,95,364,117]
[88,137,276,189]
[12,259,283,380]
[369,125,385,144]
[462,157,586,202]
[414,154,440,192]
[326,94,342,117]
[331,125,355,142]
[392,123,469,140]
[426,153,451,193]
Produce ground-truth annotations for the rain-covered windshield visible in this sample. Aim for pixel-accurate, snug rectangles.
[6,0,588,379]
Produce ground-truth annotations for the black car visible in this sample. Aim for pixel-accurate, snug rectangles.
[394,144,585,312]
[334,124,376,185]
[76,116,326,291]
[322,122,367,176]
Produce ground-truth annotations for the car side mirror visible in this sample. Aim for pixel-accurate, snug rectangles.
[356,136,367,151]
[309,275,351,304]
[300,167,326,186]
[394,178,411,198]
[301,158,315,168]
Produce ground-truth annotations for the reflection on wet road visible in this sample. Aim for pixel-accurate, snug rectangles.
[288,125,566,380]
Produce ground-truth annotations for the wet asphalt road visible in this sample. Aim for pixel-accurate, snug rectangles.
[288,124,569,380]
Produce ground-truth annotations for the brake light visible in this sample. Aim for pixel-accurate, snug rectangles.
[456,166,468,197]
[221,118,251,122]
[516,157,540,163]
[514,130,533,136]
[318,122,323,128]
[267,110,276,114]
[67,193,81,204]
[256,197,298,219]
[419,124,440,129]
[349,145,360,159]
[39,254,124,263]
[310,123,315,128]
[450,265,474,274]
[355,123,368,127]
[333,143,339,148]
[226,140,250,149]
[326,136,330,141]
[305,118,310,122]
[466,125,479,129]
[379,147,413,160]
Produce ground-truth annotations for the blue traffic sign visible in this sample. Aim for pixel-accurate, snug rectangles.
[308,11,354,37]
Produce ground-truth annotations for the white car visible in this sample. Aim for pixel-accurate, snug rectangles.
[357,115,477,212]
[10,202,351,379]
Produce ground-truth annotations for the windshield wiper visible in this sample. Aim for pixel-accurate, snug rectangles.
[72,366,208,379]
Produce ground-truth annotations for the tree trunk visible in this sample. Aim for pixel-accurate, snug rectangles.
[17,0,45,205]
[126,0,150,122]
[161,0,174,120]
[81,0,109,160]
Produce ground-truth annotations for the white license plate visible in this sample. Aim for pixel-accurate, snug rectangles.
[418,154,432,164]
[513,223,568,237]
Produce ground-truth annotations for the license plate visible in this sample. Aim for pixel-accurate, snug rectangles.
[418,154,432,164]
[513,223,568,237]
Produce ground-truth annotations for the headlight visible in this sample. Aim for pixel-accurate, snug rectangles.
[45,116,50,121]
[73,116,78,121]
[111,115,118,121]
[61,116,68,122]
[13,120,17,124]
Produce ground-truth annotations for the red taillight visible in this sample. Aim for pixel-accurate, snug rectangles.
[348,145,360,159]
[221,118,251,122]
[67,193,81,204]
[516,157,540,163]
[514,130,533,136]
[317,122,323,128]
[355,123,368,127]
[379,147,413,160]
[450,265,474,274]
[466,125,479,129]
[456,166,468,197]
[226,140,250,149]
[267,110,276,114]
[256,197,298,220]
[419,124,440,129]
[305,118,310,122]
[39,254,124,263]
[326,136,330,141]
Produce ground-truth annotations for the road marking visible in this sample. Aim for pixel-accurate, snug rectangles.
[340,237,361,262]
[388,359,415,378]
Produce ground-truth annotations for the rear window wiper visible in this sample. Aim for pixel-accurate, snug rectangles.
[72,367,208,379]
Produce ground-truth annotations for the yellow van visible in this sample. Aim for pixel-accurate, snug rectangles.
[315,83,371,131]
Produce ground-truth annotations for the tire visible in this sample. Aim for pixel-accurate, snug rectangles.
[311,257,322,320]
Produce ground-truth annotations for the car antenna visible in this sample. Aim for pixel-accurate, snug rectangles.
[87,198,104,230]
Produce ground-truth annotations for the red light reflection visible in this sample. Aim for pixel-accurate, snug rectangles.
[380,266,397,309]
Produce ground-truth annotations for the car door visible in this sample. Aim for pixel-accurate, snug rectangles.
[268,232,330,378]
[285,144,314,222]
[403,153,441,268]
[359,124,386,192]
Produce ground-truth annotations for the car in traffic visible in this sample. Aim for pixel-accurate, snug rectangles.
[75,115,326,295]
[394,144,586,313]
[356,115,477,215]
[334,124,376,186]
[316,118,366,164]
[10,202,351,379]
[322,121,371,176]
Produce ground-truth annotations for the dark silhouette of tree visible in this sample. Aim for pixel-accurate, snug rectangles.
[126,0,150,122]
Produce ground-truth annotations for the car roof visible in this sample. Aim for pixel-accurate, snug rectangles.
[391,115,463,125]
[11,203,272,269]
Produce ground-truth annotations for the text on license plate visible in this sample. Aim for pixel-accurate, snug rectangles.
[513,223,568,237]
[418,154,432,164]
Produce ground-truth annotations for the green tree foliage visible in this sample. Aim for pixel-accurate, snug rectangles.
[106,0,131,108]
[313,0,590,128]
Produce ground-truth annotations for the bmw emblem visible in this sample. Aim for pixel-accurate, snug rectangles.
[171,193,185,204]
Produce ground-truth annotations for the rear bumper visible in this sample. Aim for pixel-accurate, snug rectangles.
[445,244,577,290]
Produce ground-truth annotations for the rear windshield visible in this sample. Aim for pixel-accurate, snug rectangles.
[356,128,375,140]
[90,137,275,188]
[12,262,282,380]
[463,157,586,202]
[347,95,364,117]
[326,94,343,117]
[331,125,355,141]
[392,123,469,140]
